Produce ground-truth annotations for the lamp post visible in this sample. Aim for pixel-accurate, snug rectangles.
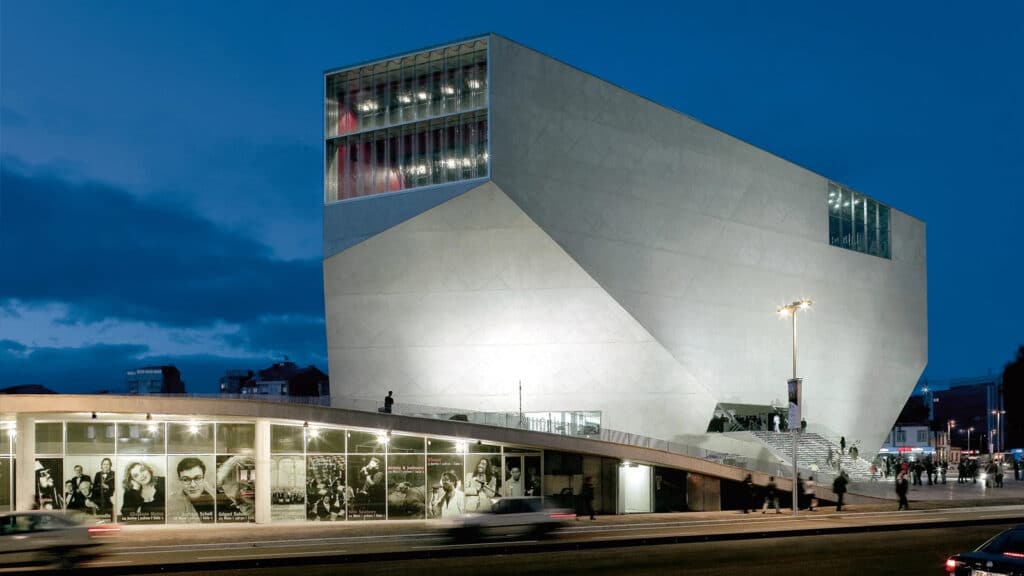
[778,298,812,517]
[947,420,956,460]
[992,410,1006,453]
[966,427,975,454]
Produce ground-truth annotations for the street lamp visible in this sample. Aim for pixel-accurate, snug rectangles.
[777,298,812,517]
[965,427,975,454]
[992,410,1006,453]
[947,420,956,460]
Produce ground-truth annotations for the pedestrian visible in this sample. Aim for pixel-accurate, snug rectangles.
[805,476,816,511]
[996,462,1005,488]
[832,471,848,512]
[896,470,909,511]
[577,476,596,520]
[762,476,781,514]
[797,473,805,510]
[840,436,846,454]
[742,474,756,513]
[383,391,394,414]
[1014,458,1020,481]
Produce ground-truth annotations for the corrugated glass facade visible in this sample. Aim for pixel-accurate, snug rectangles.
[325,38,488,203]
[828,182,891,259]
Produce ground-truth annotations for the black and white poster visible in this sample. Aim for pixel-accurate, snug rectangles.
[306,455,347,521]
[216,453,255,523]
[34,458,63,511]
[427,455,464,518]
[502,456,524,497]
[387,455,425,519]
[167,455,216,524]
[347,455,385,520]
[0,458,11,511]
[63,456,115,522]
[464,455,501,512]
[118,457,166,524]
[271,455,306,522]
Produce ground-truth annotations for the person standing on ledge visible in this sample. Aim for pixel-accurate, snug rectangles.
[384,391,394,414]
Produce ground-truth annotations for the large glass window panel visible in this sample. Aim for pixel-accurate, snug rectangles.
[464,454,502,512]
[348,431,384,454]
[827,182,891,259]
[387,454,426,519]
[426,454,464,518]
[167,422,214,454]
[35,423,62,454]
[117,422,165,455]
[216,423,254,454]
[306,455,345,521]
[389,435,425,454]
[879,205,891,258]
[66,422,115,455]
[305,427,345,453]
[427,438,462,454]
[854,192,866,252]
[348,454,385,519]
[271,425,304,454]
[867,200,879,256]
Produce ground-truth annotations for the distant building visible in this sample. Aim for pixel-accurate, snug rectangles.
[219,369,256,395]
[221,361,329,398]
[889,374,1005,460]
[125,366,185,395]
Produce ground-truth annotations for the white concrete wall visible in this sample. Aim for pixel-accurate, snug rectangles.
[324,182,718,441]
[486,36,927,453]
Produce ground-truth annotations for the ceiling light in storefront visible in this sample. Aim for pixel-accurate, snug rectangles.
[441,85,455,95]
[357,100,379,113]
[398,93,413,104]
[376,433,389,444]
[416,91,429,101]
[455,441,468,453]
[147,424,159,434]
[188,422,200,434]
[308,427,321,439]
[467,79,482,90]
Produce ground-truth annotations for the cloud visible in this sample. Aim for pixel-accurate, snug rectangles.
[0,166,324,328]
[222,315,327,364]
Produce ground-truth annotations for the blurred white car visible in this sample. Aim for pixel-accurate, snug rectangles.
[0,510,120,569]
[445,497,573,541]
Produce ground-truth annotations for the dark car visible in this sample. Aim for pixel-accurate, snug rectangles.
[946,524,1024,575]
[444,497,573,541]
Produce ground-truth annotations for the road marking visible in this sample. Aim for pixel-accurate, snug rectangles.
[197,550,347,561]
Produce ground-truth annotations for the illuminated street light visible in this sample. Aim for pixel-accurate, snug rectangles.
[777,298,812,517]
[992,410,1006,453]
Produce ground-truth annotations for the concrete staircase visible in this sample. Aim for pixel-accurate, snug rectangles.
[750,431,877,482]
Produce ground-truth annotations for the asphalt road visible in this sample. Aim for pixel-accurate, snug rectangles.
[96,524,1015,576]
[22,504,1022,575]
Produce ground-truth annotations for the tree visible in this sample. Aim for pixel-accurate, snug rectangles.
[1001,346,1024,448]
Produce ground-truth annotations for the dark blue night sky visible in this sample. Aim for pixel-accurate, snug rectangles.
[2,1,1021,393]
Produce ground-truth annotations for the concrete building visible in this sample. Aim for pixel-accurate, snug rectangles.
[126,365,185,395]
[322,34,927,455]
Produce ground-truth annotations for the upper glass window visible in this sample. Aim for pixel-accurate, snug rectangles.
[324,38,489,204]
[325,39,487,139]
[828,182,891,259]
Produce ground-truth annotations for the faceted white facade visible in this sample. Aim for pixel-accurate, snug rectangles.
[323,35,927,453]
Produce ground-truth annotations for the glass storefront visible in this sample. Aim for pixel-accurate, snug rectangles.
[3,418,542,522]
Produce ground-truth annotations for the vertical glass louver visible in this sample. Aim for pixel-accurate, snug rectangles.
[325,38,488,203]
[828,182,891,259]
